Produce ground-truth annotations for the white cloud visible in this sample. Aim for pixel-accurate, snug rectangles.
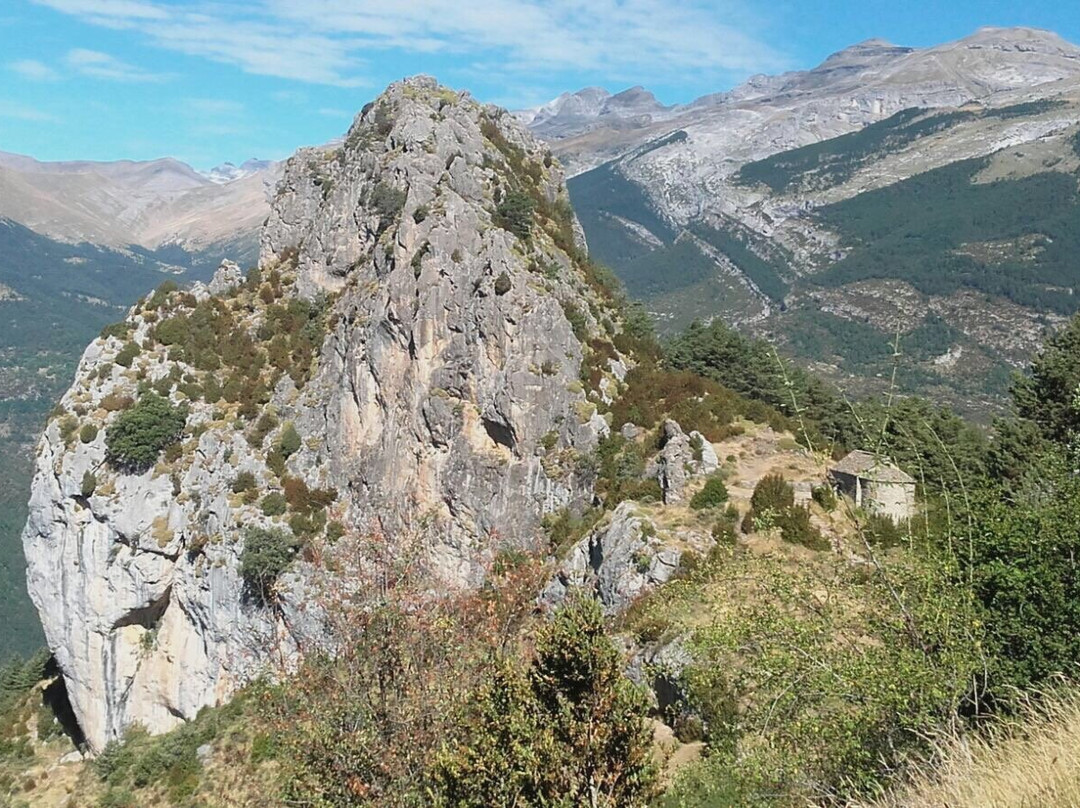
[65,48,167,81]
[33,0,787,89]
[10,59,61,81]
[34,0,168,23]
[317,107,352,118]
[0,100,60,122]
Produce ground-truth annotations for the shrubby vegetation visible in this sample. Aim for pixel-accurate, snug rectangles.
[740,473,827,550]
[689,476,728,510]
[239,527,299,601]
[104,393,187,473]
[261,536,656,807]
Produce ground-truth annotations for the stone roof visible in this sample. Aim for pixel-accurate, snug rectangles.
[830,450,915,485]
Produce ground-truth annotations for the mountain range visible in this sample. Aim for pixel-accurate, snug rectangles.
[5,27,1080,415]
[540,26,1080,413]
[0,150,276,262]
[3,29,1080,663]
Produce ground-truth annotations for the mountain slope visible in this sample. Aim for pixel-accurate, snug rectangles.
[0,150,275,260]
[0,220,235,663]
[548,27,1080,414]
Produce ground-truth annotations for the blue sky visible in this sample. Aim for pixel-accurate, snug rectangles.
[1,0,1078,169]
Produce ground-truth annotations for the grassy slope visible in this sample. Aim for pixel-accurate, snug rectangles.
[861,690,1080,808]
[0,219,245,662]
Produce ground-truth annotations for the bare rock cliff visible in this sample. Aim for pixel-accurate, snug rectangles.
[22,77,618,751]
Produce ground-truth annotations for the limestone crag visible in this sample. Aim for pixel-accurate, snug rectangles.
[654,420,719,504]
[542,502,682,614]
[23,77,618,751]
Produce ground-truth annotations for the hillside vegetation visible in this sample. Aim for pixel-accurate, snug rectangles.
[6,286,1080,805]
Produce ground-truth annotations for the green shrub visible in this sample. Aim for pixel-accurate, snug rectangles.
[742,473,794,533]
[231,471,257,494]
[493,271,512,296]
[325,520,345,543]
[114,341,140,368]
[100,321,132,341]
[812,484,837,511]
[543,507,603,559]
[80,423,99,444]
[144,280,179,310]
[371,182,407,221]
[561,301,588,341]
[435,597,658,806]
[862,511,904,548]
[98,787,137,808]
[260,492,287,517]
[690,476,729,510]
[689,433,705,462]
[711,504,741,546]
[240,527,299,600]
[81,471,97,498]
[105,394,187,473]
[776,505,829,551]
[58,414,78,445]
[277,423,301,459]
[494,190,535,240]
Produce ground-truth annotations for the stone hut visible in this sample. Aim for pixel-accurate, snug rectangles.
[828,450,915,522]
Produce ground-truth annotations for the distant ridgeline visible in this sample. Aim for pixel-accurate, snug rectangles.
[568,99,1080,415]
[0,218,249,663]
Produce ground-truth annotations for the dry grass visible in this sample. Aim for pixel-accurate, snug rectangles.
[860,688,1080,808]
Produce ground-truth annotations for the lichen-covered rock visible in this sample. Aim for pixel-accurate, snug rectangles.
[23,76,622,751]
[207,259,244,295]
[654,420,718,504]
[541,502,682,614]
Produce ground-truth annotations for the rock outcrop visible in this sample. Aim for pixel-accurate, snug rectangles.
[655,420,719,504]
[22,77,620,751]
[541,502,682,614]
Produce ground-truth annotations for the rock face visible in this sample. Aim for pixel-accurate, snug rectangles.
[655,420,719,504]
[542,502,681,614]
[22,77,617,751]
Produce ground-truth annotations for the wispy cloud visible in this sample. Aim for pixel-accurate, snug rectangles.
[33,0,787,89]
[0,100,60,122]
[34,0,168,24]
[65,48,167,81]
[9,59,61,81]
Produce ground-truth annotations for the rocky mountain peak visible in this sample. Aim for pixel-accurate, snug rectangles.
[962,25,1080,55]
[605,86,665,113]
[23,74,625,751]
[818,37,913,68]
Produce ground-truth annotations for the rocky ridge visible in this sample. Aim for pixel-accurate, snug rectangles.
[21,77,627,752]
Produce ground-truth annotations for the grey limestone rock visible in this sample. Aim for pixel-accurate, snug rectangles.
[542,501,681,615]
[23,76,617,751]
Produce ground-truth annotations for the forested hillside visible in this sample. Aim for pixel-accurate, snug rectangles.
[568,98,1080,416]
